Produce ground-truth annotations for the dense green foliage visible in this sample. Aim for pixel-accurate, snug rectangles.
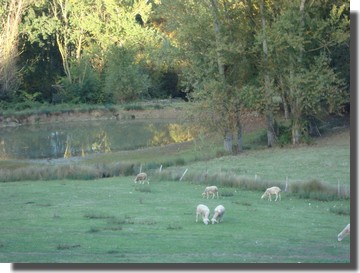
[0,0,350,147]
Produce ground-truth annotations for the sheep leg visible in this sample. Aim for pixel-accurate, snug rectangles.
[275,194,278,202]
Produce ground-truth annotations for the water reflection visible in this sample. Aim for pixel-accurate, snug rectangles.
[148,123,197,146]
[0,120,198,160]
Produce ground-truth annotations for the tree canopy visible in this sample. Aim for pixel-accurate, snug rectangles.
[0,0,350,147]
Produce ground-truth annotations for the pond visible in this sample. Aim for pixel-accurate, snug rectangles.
[0,119,198,160]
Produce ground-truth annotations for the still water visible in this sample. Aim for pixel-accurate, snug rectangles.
[0,119,196,160]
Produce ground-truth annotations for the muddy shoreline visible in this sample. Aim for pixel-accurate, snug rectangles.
[0,107,186,128]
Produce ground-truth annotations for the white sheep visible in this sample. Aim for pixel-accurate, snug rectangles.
[337,223,350,241]
[261,186,281,201]
[196,204,210,225]
[134,172,148,184]
[202,186,219,199]
[211,205,225,224]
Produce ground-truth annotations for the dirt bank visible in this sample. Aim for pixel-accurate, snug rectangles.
[0,102,266,135]
[0,107,187,127]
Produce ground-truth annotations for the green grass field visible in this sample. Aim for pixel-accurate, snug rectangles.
[0,179,350,263]
[0,128,351,264]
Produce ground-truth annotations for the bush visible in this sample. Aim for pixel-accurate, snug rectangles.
[289,179,340,201]
[103,46,150,103]
[54,58,103,104]
[0,162,138,182]
[275,124,292,146]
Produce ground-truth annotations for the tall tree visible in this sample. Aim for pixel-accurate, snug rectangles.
[261,0,349,144]
[155,0,253,152]
[259,0,275,147]
[0,0,30,100]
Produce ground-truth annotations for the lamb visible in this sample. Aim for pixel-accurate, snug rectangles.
[134,172,148,184]
[196,204,210,225]
[202,186,219,199]
[211,205,225,224]
[261,186,281,201]
[337,223,350,241]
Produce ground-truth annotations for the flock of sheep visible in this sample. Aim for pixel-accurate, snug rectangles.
[196,185,281,225]
[134,172,350,241]
[197,186,224,225]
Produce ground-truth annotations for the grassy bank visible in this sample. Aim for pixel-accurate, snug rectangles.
[0,128,350,200]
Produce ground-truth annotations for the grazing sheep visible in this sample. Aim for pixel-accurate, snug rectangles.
[196,204,210,225]
[337,223,350,241]
[134,172,148,184]
[202,186,219,199]
[261,186,281,201]
[211,205,225,224]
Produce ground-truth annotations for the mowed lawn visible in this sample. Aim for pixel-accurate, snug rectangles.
[0,176,350,263]
[186,130,350,187]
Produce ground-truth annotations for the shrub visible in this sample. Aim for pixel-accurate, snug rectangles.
[103,46,150,103]
[289,179,340,201]
[275,124,292,146]
[55,58,103,104]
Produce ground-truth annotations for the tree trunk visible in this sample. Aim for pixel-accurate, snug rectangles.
[236,111,243,153]
[279,75,290,120]
[52,0,72,83]
[260,0,275,147]
[289,69,301,145]
[209,0,236,153]
[290,0,306,145]
[208,0,226,80]
[266,113,275,147]
[0,0,26,97]
[292,118,301,145]
[224,129,233,152]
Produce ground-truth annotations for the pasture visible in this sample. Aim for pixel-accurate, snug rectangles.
[0,177,350,263]
[0,127,351,264]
